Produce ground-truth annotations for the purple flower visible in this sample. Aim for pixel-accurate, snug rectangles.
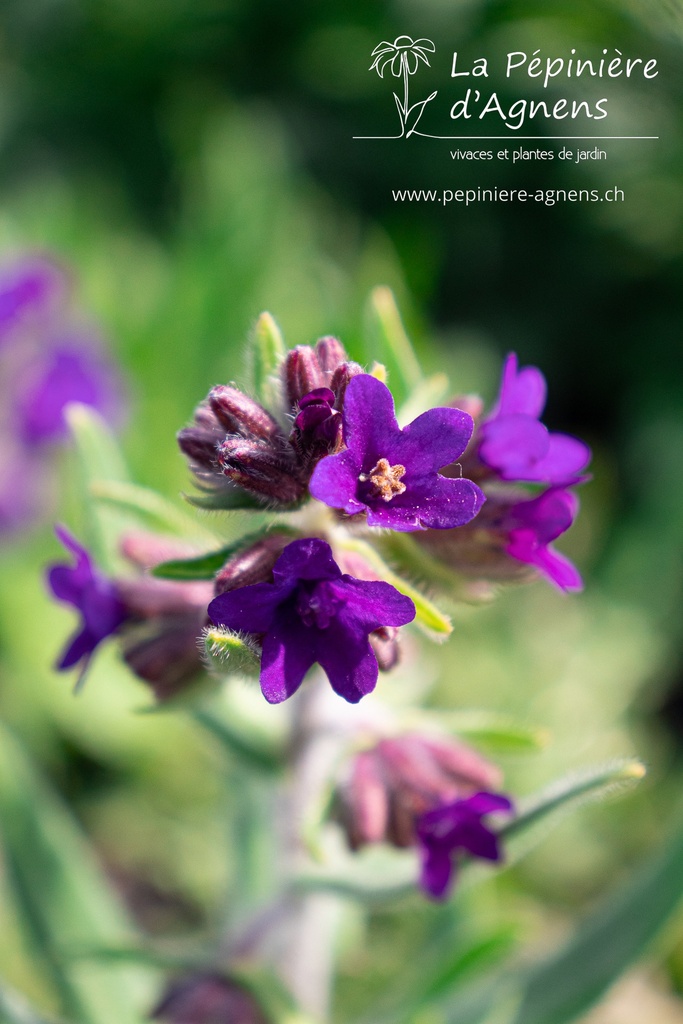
[505,488,583,592]
[208,537,416,704]
[478,354,590,485]
[416,792,513,900]
[47,526,128,675]
[309,374,485,532]
[0,257,65,348]
[17,341,124,446]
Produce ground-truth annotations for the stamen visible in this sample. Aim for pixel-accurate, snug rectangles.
[366,457,407,502]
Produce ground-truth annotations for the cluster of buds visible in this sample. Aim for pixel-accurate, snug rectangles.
[336,732,512,900]
[177,336,362,509]
[151,973,268,1024]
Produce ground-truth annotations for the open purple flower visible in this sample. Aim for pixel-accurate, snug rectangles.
[47,526,128,676]
[478,354,590,485]
[505,488,583,592]
[207,537,416,704]
[309,374,484,531]
[0,256,65,348]
[416,791,513,900]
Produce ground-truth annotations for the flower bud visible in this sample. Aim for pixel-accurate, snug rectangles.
[217,437,305,506]
[209,384,283,441]
[315,335,347,376]
[369,626,400,672]
[177,423,222,472]
[283,345,324,409]
[214,532,294,595]
[151,973,268,1024]
[336,733,502,851]
[122,619,206,701]
[329,360,363,408]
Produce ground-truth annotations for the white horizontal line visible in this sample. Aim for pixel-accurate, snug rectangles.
[353,135,659,140]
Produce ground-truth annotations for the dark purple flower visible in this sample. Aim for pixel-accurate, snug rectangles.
[505,488,582,592]
[17,341,124,446]
[417,792,513,900]
[208,537,416,704]
[478,354,590,485]
[309,374,485,532]
[47,526,128,675]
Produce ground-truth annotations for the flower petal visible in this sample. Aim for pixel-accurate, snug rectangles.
[388,406,474,473]
[316,626,379,703]
[272,537,342,583]
[365,476,484,531]
[419,848,454,900]
[208,580,290,634]
[530,433,592,484]
[309,449,362,514]
[259,604,317,704]
[342,374,400,466]
[334,578,416,631]
[57,627,95,670]
[479,414,549,478]
[497,353,547,418]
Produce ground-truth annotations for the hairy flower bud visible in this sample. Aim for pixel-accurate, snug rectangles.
[152,973,268,1024]
[209,384,283,441]
[283,345,325,409]
[337,733,502,850]
[214,532,295,595]
[177,417,223,472]
[217,437,306,505]
[329,360,363,407]
[369,626,400,672]
[315,335,347,376]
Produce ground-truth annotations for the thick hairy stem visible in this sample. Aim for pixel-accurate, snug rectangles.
[269,678,359,1021]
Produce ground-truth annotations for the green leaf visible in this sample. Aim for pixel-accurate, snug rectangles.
[338,538,452,639]
[250,311,286,413]
[396,372,449,427]
[365,287,423,406]
[65,403,131,573]
[441,793,683,1024]
[90,479,215,540]
[191,704,283,774]
[0,723,153,1024]
[152,529,295,580]
[438,711,550,755]
[0,984,60,1024]
[500,759,646,847]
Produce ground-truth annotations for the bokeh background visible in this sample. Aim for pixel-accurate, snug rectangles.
[1,0,683,1021]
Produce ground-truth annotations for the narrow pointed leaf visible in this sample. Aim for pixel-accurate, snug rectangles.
[438,711,550,754]
[250,312,286,413]
[184,487,267,511]
[65,403,131,573]
[191,705,283,773]
[90,479,215,540]
[0,723,153,1024]
[365,287,423,405]
[152,529,295,580]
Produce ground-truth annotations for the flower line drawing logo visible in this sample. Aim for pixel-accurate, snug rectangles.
[370,36,438,138]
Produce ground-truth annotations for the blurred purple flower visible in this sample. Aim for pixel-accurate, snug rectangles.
[417,791,513,900]
[17,340,124,446]
[505,488,583,592]
[208,537,415,704]
[47,526,128,676]
[152,972,268,1024]
[478,354,590,485]
[310,374,484,531]
[0,256,65,348]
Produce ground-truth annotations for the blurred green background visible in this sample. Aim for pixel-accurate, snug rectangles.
[1,0,683,1021]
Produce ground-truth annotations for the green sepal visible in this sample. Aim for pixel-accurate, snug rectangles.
[250,311,286,413]
[152,528,296,581]
[338,538,452,639]
[203,626,261,677]
[365,286,423,406]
